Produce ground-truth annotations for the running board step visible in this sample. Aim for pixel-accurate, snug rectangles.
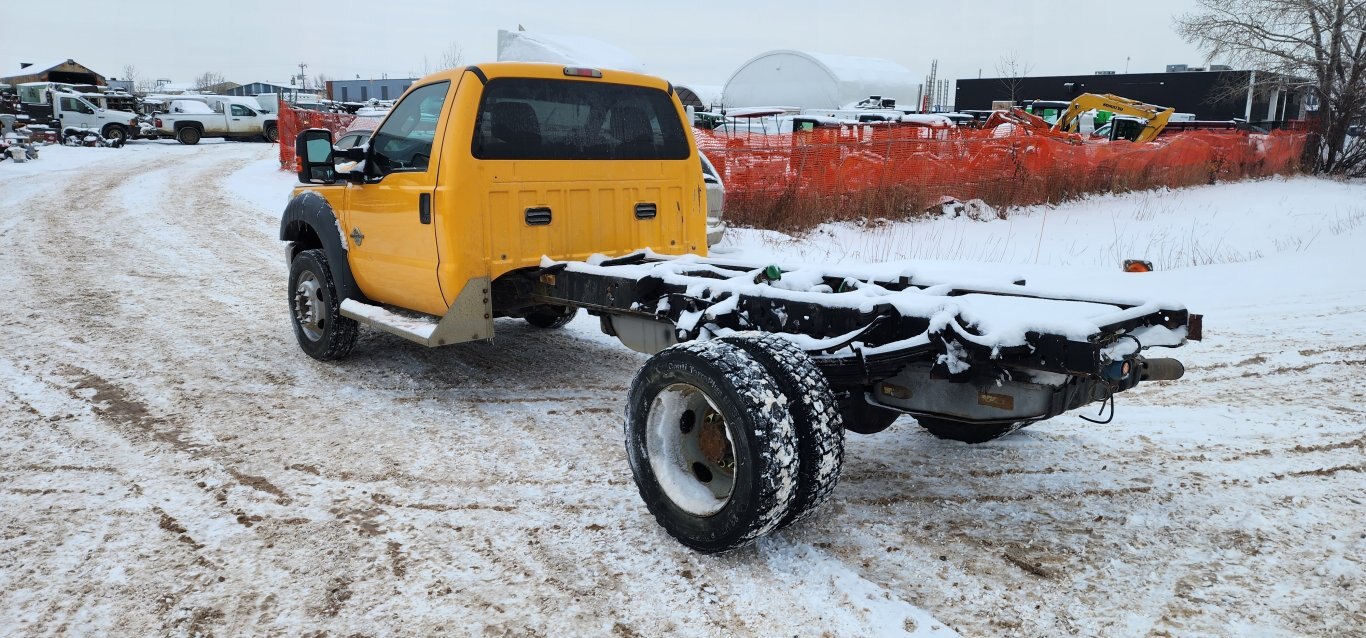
[338,277,493,347]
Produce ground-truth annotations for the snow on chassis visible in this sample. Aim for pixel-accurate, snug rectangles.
[279,62,1199,553]
[506,253,1197,550]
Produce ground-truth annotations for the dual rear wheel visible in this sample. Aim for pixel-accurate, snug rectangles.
[625,335,844,553]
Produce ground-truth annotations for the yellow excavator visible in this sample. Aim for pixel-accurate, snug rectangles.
[1051,93,1175,142]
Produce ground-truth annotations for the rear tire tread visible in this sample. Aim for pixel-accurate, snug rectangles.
[626,340,799,553]
[721,333,843,528]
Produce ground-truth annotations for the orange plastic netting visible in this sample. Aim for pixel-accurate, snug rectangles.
[694,124,1308,230]
[278,106,1308,231]
[276,105,380,171]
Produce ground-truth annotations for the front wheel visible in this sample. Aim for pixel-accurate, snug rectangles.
[289,249,359,361]
[915,416,1033,444]
[101,125,128,145]
[626,341,799,553]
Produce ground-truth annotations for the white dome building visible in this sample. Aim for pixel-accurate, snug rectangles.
[721,50,922,110]
[496,29,647,74]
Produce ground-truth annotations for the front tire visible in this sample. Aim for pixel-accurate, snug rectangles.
[916,416,1033,444]
[289,249,359,361]
[101,125,128,145]
[626,341,799,553]
[176,126,201,145]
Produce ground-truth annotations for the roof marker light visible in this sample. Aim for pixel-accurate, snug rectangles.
[563,67,603,78]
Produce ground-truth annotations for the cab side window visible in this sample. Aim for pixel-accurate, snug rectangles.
[230,104,255,116]
[369,81,450,176]
[61,97,93,114]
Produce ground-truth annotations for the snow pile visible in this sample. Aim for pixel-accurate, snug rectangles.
[168,100,214,114]
[496,29,647,73]
[936,197,998,221]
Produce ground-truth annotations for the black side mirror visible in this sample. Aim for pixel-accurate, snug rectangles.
[296,128,335,184]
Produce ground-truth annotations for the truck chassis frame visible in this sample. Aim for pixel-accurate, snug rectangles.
[313,247,1199,553]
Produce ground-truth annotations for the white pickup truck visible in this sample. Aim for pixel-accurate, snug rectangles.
[42,91,141,144]
[154,96,279,145]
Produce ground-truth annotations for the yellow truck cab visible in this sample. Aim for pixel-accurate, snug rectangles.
[282,62,707,359]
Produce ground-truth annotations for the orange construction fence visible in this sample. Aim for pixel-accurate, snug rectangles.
[278,105,1308,232]
[276,104,383,171]
[695,124,1308,231]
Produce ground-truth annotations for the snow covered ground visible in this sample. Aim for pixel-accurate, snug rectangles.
[1,142,1362,637]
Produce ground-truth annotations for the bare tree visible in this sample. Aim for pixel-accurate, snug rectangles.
[1177,0,1366,175]
[120,64,139,92]
[314,73,332,98]
[996,51,1034,105]
[439,42,464,71]
[194,71,228,93]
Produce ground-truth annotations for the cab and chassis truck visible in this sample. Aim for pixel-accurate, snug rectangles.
[281,62,1199,553]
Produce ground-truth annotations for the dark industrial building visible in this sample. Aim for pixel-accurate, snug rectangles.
[325,78,416,103]
[1,59,106,86]
[956,69,1306,125]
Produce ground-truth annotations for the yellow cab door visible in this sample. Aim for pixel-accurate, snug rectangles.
[345,79,458,316]
[463,69,707,279]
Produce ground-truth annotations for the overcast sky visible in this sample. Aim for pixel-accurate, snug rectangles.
[2,0,1213,90]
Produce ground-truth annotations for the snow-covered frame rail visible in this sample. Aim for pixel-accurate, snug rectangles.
[500,250,1200,430]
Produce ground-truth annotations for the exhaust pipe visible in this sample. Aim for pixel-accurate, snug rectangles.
[1139,357,1185,381]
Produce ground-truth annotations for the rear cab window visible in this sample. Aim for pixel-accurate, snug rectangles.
[471,78,690,160]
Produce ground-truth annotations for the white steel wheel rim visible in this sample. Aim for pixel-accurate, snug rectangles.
[645,383,737,516]
[293,272,325,341]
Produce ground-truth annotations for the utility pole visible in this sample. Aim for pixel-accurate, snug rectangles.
[297,62,309,90]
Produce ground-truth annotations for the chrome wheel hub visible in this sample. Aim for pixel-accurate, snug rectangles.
[293,273,325,341]
[646,383,736,516]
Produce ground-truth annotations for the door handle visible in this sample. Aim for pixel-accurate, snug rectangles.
[419,193,431,224]
[525,206,552,226]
